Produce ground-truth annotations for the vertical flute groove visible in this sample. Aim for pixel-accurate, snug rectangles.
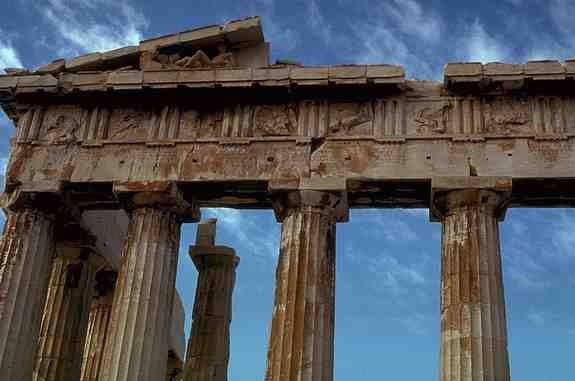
[439,191,510,381]
[100,208,180,381]
[266,206,336,381]
[0,209,55,381]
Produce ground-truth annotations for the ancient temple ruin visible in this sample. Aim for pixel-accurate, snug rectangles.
[1,15,575,381]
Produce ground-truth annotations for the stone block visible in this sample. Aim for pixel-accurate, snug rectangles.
[566,59,575,77]
[444,62,483,82]
[366,64,405,83]
[178,69,215,86]
[215,68,252,86]
[107,70,143,90]
[143,70,179,85]
[36,59,65,75]
[253,66,289,86]
[0,75,18,90]
[66,52,103,71]
[525,60,565,80]
[484,63,524,81]
[290,66,329,86]
[16,75,58,93]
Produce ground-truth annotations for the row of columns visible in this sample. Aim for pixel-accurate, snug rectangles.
[0,178,512,381]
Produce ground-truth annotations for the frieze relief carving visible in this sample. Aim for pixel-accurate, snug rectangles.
[107,109,148,140]
[253,104,298,136]
[179,108,223,139]
[483,97,530,135]
[328,102,373,136]
[413,102,451,134]
[41,106,84,144]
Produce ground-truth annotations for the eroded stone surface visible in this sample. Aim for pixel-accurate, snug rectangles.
[265,190,345,381]
[432,184,511,381]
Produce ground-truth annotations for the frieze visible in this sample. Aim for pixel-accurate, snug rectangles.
[483,97,530,135]
[253,104,298,136]
[414,102,451,135]
[107,108,149,140]
[41,105,84,144]
[328,102,372,136]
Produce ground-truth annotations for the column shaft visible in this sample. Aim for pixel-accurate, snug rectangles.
[100,207,181,381]
[265,206,336,381]
[439,190,510,381]
[0,209,55,380]
[80,291,114,381]
[184,247,238,381]
[34,251,95,381]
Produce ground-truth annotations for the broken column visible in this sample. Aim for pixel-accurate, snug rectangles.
[0,192,57,380]
[431,177,511,381]
[183,219,239,381]
[80,269,117,381]
[265,187,348,381]
[33,245,97,381]
[99,182,199,381]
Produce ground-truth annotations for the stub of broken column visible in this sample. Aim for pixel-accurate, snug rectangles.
[33,246,98,381]
[431,177,512,381]
[80,269,117,381]
[0,191,58,381]
[265,185,348,381]
[183,219,239,381]
[100,182,199,381]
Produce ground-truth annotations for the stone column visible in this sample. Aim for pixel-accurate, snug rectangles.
[431,177,511,381]
[33,247,97,381]
[184,219,239,381]
[167,351,184,381]
[265,189,347,381]
[80,269,117,381]
[100,182,199,381]
[0,194,56,380]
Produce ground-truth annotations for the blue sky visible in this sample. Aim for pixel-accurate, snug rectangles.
[1,0,575,380]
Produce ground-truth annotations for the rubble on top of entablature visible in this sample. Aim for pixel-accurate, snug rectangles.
[21,16,267,76]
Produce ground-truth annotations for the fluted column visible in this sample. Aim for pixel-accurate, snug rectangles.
[184,219,239,381]
[33,247,97,381]
[80,270,117,381]
[100,182,199,381]
[432,177,511,381]
[265,190,347,381]
[0,204,55,380]
[167,351,184,381]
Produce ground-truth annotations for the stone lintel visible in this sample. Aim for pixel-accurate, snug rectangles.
[113,181,200,222]
[430,176,512,222]
[189,246,239,270]
[269,177,349,223]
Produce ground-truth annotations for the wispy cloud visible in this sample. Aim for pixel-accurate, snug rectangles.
[36,0,148,56]
[462,18,509,63]
[367,253,426,296]
[203,208,279,264]
[526,310,546,327]
[0,31,23,70]
[382,0,443,44]
[306,0,335,46]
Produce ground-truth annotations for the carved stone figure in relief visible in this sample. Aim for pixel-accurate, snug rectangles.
[108,110,147,140]
[484,98,530,134]
[44,108,82,144]
[414,103,451,134]
[329,102,373,135]
[253,104,297,136]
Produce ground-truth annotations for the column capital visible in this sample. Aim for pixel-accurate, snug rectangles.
[0,181,66,214]
[113,181,200,222]
[189,219,239,270]
[430,176,512,221]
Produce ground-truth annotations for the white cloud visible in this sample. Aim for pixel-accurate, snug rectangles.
[307,0,335,46]
[382,0,443,44]
[203,208,279,264]
[0,32,23,70]
[37,0,148,56]
[526,310,545,326]
[463,19,508,63]
[368,254,426,296]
